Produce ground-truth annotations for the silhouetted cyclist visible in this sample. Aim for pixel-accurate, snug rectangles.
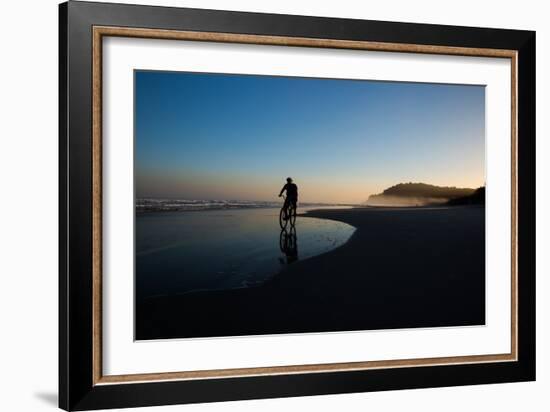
[278,177,298,219]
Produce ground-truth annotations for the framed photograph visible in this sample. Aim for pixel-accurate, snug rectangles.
[59,1,536,410]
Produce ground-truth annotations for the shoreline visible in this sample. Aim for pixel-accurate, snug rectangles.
[136,203,359,214]
[136,202,477,215]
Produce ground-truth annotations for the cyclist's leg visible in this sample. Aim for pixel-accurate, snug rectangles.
[283,197,290,219]
[291,198,297,214]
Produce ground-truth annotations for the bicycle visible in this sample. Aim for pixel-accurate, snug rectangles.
[279,195,297,229]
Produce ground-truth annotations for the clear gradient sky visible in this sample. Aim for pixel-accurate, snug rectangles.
[135,70,485,204]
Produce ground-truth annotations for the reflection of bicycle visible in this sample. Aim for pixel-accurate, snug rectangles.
[279,226,298,264]
[279,195,297,229]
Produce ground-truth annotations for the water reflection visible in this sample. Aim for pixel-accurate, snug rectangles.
[136,208,355,299]
[279,226,298,264]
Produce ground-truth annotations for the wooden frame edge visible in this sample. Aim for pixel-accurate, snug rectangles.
[97,353,516,385]
[92,27,103,385]
[93,26,517,58]
[91,25,519,386]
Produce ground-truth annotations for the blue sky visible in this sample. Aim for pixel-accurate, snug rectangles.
[135,70,485,204]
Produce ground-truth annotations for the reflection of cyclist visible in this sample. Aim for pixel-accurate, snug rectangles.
[278,177,298,217]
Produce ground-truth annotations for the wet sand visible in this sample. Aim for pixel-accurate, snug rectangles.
[136,206,485,340]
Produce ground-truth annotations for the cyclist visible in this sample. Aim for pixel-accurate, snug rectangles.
[278,177,298,219]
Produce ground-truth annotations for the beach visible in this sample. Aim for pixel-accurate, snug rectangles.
[135,205,485,340]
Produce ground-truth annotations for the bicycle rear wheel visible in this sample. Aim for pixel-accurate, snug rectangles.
[279,207,288,229]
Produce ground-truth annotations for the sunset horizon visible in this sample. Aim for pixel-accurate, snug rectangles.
[135,70,485,204]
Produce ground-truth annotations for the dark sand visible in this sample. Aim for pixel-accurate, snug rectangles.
[136,206,485,340]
